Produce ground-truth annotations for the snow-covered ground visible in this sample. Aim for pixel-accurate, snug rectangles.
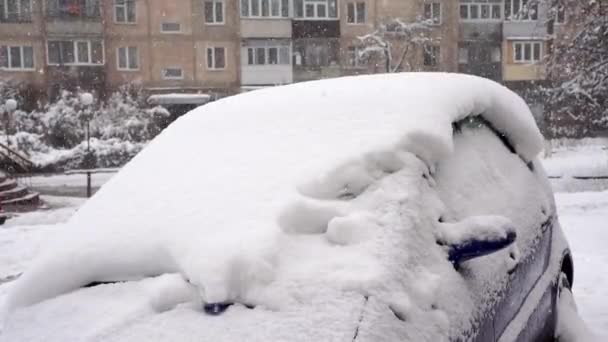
[556,191,608,340]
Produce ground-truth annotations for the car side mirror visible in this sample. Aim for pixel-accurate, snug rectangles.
[436,216,517,268]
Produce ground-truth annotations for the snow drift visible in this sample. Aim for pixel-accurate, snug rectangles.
[2,73,545,340]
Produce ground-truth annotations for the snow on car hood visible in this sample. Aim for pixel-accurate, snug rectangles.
[2,73,543,339]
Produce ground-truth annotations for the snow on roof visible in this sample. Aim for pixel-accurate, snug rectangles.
[147,93,212,105]
[2,73,544,339]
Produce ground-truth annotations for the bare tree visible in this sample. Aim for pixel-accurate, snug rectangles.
[357,18,434,73]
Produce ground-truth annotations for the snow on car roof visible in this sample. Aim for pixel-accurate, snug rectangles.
[2,73,543,339]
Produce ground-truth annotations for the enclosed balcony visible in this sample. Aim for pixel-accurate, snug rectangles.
[45,0,102,35]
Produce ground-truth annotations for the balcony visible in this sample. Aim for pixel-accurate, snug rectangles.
[503,21,548,39]
[459,22,502,42]
[45,0,102,35]
[241,19,292,38]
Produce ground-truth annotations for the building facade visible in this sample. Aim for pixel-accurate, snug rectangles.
[1,0,573,105]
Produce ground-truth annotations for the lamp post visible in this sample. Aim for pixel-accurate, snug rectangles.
[79,92,94,198]
[4,99,17,148]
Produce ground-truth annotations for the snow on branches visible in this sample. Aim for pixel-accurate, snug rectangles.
[545,0,607,137]
[357,17,435,73]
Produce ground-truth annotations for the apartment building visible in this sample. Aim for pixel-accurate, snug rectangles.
[1,0,461,101]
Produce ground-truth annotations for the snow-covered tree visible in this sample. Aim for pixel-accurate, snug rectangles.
[544,0,607,137]
[358,18,434,73]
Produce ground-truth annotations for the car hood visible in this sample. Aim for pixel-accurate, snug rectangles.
[1,274,367,342]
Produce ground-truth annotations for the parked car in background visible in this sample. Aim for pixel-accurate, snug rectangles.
[0,74,574,342]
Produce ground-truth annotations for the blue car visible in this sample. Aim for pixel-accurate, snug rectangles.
[0,74,574,342]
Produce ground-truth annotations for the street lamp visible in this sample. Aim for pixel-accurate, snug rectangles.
[4,99,17,148]
[79,92,95,198]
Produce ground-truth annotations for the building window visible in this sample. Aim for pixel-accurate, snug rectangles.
[207,47,226,69]
[162,67,183,79]
[458,47,468,64]
[114,0,136,23]
[205,0,224,24]
[513,41,542,63]
[555,4,566,24]
[0,45,34,69]
[161,22,182,33]
[423,45,440,66]
[47,0,101,18]
[294,0,338,19]
[0,0,32,22]
[47,40,104,65]
[241,0,289,18]
[246,46,290,65]
[346,2,365,24]
[460,1,502,21]
[505,0,538,21]
[424,2,441,25]
[117,46,138,70]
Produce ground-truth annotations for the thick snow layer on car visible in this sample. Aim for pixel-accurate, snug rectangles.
[2,73,545,340]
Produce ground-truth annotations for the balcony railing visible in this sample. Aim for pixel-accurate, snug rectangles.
[46,1,101,21]
[0,13,33,23]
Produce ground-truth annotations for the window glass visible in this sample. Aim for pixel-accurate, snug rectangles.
[347,3,354,23]
[268,47,278,64]
[77,41,90,63]
[524,43,531,60]
[356,2,365,23]
[215,47,225,68]
[118,47,127,69]
[128,46,138,69]
[0,46,7,68]
[255,47,265,65]
[460,4,468,19]
[61,41,75,64]
[9,46,22,68]
[91,41,104,64]
[271,0,279,16]
[279,46,290,64]
[204,1,214,22]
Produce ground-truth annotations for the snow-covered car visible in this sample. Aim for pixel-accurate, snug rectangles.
[0,73,574,342]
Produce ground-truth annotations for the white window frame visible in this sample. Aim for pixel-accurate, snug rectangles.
[459,1,503,22]
[116,46,139,71]
[46,40,105,66]
[1,0,32,21]
[162,67,184,80]
[241,0,289,18]
[160,22,182,33]
[204,0,225,24]
[113,0,136,24]
[245,45,290,66]
[506,0,538,21]
[295,0,338,20]
[513,41,542,64]
[423,2,441,25]
[346,2,366,24]
[206,46,226,70]
[0,45,34,70]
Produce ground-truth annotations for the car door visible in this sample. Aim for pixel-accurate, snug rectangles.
[433,117,551,342]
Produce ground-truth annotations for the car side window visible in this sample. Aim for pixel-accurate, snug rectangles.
[433,116,551,339]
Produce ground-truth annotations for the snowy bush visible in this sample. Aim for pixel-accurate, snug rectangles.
[2,84,166,171]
